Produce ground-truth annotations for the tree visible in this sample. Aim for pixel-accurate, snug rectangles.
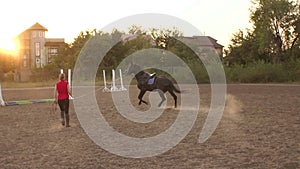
[226,29,262,65]
[0,50,15,81]
[250,0,300,62]
[226,0,300,64]
[128,25,146,35]
[150,27,183,50]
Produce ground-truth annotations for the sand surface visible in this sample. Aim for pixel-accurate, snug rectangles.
[0,84,299,168]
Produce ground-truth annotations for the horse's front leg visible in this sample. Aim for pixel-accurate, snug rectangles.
[138,90,148,105]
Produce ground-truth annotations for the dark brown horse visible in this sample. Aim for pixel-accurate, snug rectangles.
[126,64,180,108]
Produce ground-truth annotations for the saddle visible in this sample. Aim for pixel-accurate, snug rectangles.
[147,73,156,85]
[139,72,157,87]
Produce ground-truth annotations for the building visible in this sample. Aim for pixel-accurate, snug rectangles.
[180,36,224,57]
[15,22,65,82]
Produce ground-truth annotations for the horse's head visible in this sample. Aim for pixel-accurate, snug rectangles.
[125,63,142,75]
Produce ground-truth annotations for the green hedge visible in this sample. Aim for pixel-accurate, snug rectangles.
[225,60,300,83]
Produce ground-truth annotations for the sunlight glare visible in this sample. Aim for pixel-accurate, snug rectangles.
[0,37,18,55]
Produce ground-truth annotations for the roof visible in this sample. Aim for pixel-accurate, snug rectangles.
[45,38,65,46]
[180,36,223,48]
[16,22,48,38]
[27,22,48,31]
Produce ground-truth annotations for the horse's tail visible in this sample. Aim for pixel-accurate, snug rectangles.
[172,83,181,93]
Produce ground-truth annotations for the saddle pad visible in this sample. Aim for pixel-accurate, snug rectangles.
[148,77,155,85]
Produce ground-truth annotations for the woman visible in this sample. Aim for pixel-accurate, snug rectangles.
[54,73,72,127]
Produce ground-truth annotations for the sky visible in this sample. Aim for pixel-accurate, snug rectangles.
[0,0,253,51]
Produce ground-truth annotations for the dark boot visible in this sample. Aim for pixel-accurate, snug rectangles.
[60,111,65,126]
[65,113,70,127]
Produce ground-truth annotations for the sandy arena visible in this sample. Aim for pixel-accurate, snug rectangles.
[0,84,299,168]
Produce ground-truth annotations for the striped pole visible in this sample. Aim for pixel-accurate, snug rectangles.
[102,70,110,92]
[68,69,74,100]
[5,99,55,106]
[110,69,118,92]
[68,69,71,87]
[0,82,5,106]
[119,69,127,91]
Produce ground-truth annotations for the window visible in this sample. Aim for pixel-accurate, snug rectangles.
[35,42,40,56]
[49,48,58,55]
[39,31,43,37]
[23,60,27,67]
[23,55,27,67]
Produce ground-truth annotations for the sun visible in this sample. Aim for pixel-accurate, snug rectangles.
[0,37,18,55]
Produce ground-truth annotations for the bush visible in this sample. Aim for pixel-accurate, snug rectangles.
[30,65,59,82]
[225,60,300,83]
[188,62,209,83]
[283,59,300,82]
